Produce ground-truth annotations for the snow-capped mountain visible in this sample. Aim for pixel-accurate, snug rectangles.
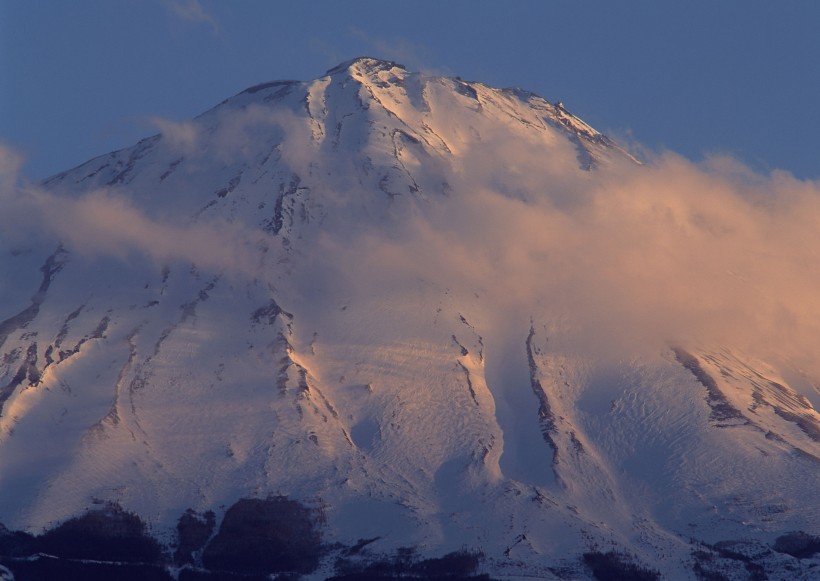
[0,57,818,579]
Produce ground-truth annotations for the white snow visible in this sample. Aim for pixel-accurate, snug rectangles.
[0,57,817,578]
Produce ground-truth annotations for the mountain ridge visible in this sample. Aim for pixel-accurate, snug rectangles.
[1,59,818,580]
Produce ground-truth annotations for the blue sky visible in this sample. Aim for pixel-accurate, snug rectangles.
[2,0,818,180]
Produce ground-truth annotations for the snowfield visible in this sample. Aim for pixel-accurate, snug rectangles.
[0,57,818,579]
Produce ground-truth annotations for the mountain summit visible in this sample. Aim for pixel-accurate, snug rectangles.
[0,60,818,579]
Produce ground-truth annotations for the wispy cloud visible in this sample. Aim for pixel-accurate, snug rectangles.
[0,143,23,191]
[163,0,219,34]
[148,117,201,154]
[0,143,269,278]
[151,106,313,167]
[348,28,445,75]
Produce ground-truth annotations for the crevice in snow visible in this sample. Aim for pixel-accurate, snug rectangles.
[672,348,748,426]
[525,325,560,464]
[0,246,68,351]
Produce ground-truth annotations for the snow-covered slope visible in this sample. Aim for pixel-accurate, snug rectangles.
[0,58,818,579]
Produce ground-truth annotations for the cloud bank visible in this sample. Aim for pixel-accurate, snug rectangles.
[2,108,820,381]
[301,136,820,376]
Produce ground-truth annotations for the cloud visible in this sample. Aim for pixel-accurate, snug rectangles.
[348,28,444,75]
[0,143,24,191]
[130,94,820,380]
[149,117,201,154]
[163,0,219,34]
[151,106,315,169]
[0,106,318,280]
[34,189,270,275]
[287,127,820,378]
[4,87,820,386]
[0,143,269,278]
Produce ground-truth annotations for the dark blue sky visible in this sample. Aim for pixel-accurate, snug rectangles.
[2,0,818,180]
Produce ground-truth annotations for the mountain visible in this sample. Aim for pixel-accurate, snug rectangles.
[0,57,818,579]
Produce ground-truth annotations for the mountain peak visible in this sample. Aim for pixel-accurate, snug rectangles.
[3,56,818,581]
[325,56,406,77]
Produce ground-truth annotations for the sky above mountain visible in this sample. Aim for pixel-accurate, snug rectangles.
[1,0,818,181]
